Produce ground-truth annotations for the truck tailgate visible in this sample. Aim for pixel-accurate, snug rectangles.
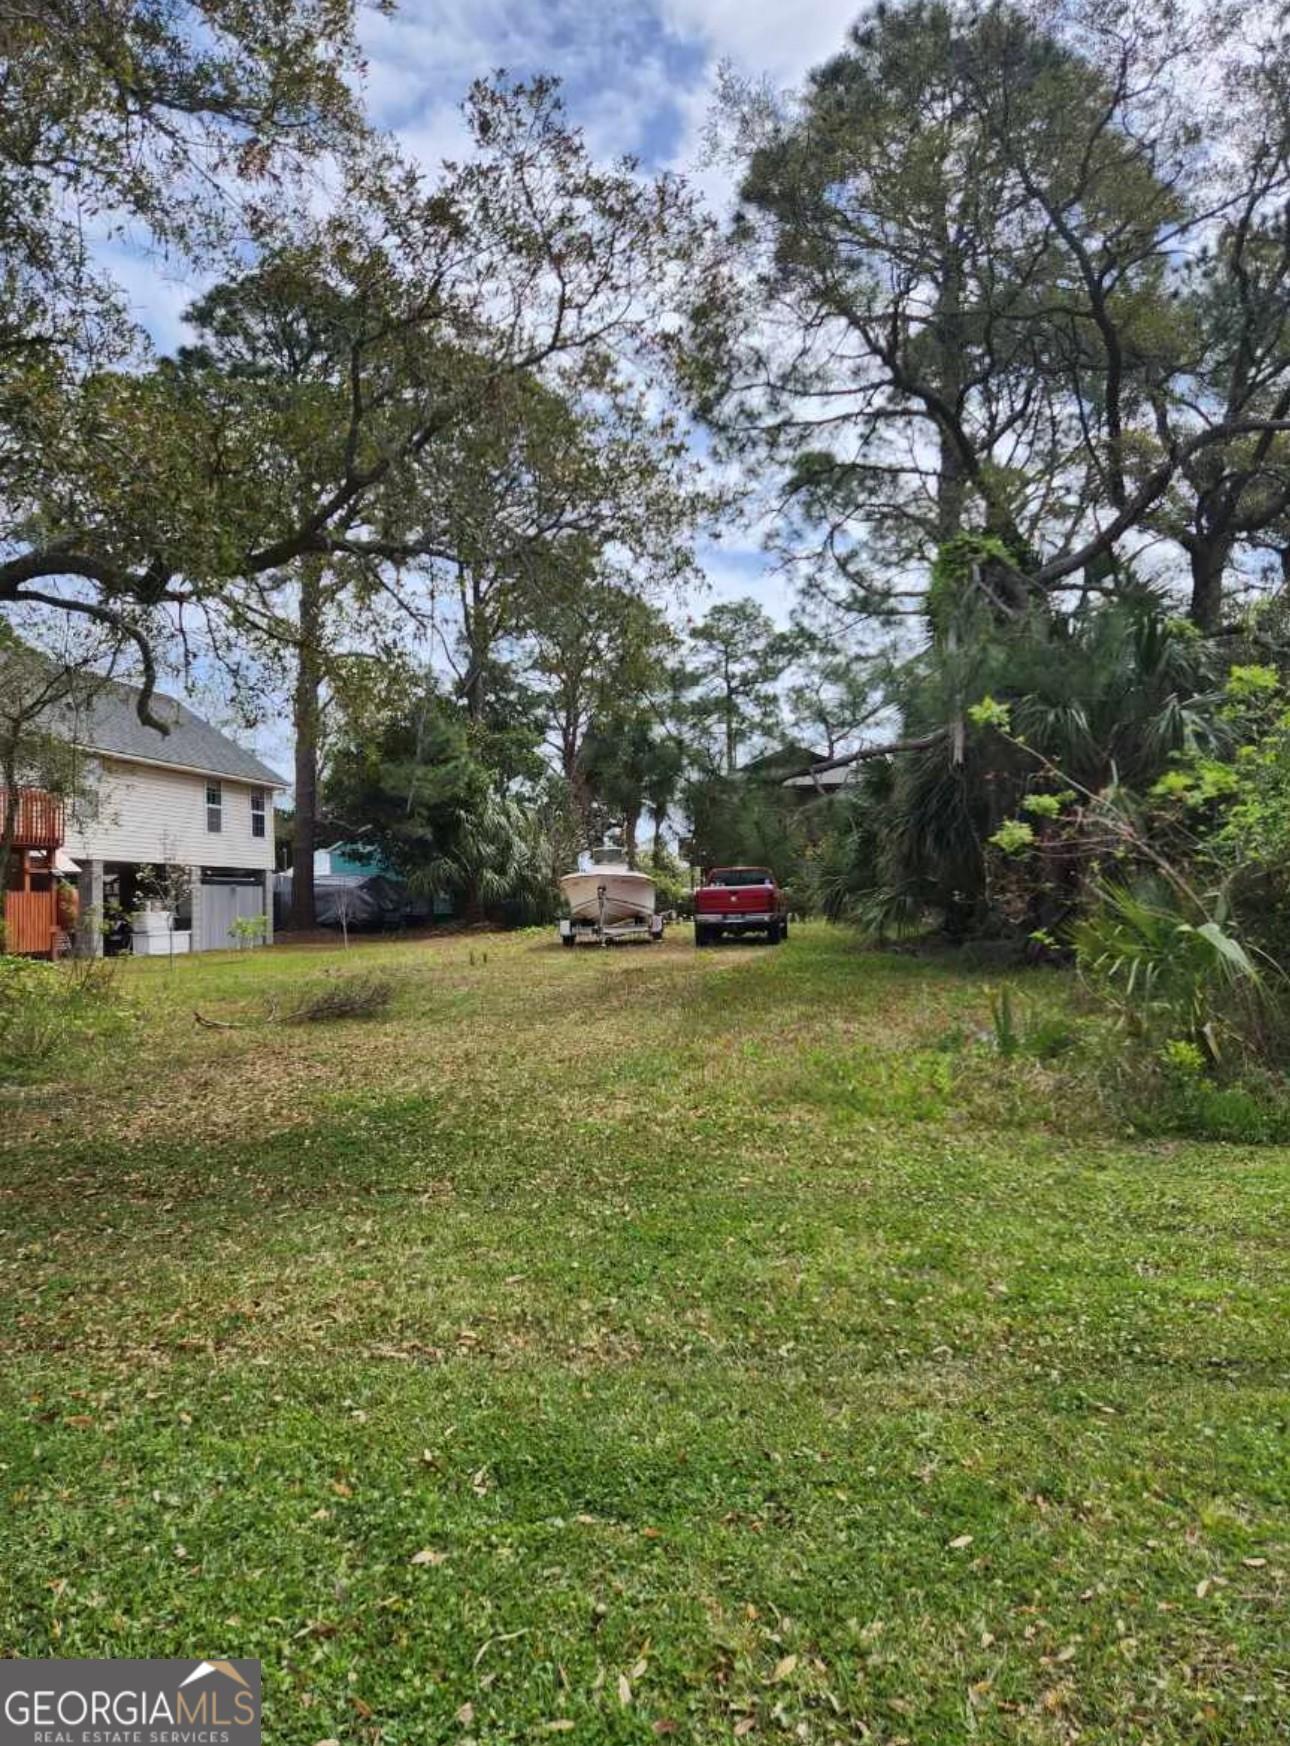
[696,886,774,915]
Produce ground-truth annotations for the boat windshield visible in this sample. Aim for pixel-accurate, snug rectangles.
[590,846,630,867]
[708,868,773,887]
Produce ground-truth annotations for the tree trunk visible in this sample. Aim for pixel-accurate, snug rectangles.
[0,748,18,926]
[289,562,324,932]
[932,238,1028,617]
[652,810,664,861]
[462,567,488,725]
[1188,535,1234,634]
[571,771,591,847]
[937,426,968,548]
[465,666,486,723]
[563,719,592,846]
[624,806,639,869]
[933,242,968,546]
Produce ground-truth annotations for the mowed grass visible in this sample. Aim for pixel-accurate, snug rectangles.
[0,926,1287,1744]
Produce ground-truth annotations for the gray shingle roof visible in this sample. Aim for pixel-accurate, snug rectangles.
[67,679,285,787]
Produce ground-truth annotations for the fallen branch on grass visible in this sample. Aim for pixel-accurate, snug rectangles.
[193,1009,258,1030]
[192,973,393,1030]
[284,972,395,1023]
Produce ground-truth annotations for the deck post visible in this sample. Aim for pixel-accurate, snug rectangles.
[77,859,105,957]
[261,870,275,946]
[188,866,206,953]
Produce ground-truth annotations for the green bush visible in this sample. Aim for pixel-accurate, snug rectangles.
[636,848,692,914]
[986,985,1079,1061]
[965,966,1290,1143]
[0,953,133,1081]
[1071,880,1269,1067]
[1117,1043,1290,1143]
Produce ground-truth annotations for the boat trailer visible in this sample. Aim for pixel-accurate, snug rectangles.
[558,884,665,947]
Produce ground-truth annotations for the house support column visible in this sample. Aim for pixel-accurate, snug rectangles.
[77,859,104,957]
[188,867,206,953]
[261,870,275,946]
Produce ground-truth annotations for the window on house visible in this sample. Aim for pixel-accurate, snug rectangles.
[206,780,222,833]
[251,789,266,839]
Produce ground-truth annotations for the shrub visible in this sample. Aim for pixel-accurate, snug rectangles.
[1071,880,1269,1067]
[0,952,132,1080]
[987,985,1079,1061]
[1116,1043,1290,1143]
[636,848,691,914]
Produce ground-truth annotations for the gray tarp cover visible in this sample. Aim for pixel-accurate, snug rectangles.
[273,873,430,929]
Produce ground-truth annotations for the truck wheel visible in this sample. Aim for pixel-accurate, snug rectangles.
[561,932,577,948]
[695,925,711,948]
[767,922,783,944]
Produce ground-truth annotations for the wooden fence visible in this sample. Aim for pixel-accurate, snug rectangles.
[3,890,60,955]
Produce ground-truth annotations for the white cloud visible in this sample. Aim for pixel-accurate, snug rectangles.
[359,0,859,181]
[659,0,858,82]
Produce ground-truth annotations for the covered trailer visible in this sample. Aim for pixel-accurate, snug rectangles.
[273,872,432,933]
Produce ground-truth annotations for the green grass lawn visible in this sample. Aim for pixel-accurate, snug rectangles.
[1,926,1286,1743]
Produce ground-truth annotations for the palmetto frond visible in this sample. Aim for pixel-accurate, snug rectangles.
[819,593,1230,935]
[413,788,554,918]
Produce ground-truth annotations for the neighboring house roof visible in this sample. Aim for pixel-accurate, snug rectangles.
[782,765,857,790]
[60,679,286,788]
[740,743,830,779]
[315,840,394,878]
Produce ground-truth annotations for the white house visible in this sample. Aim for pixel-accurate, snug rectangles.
[60,679,286,954]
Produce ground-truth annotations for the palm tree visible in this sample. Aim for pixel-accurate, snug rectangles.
[824,590,1225,937]
[417,789,554,925]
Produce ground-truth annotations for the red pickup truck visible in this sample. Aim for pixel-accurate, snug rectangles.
[694,866,788,946]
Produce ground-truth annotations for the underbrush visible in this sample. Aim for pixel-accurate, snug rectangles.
[1105,1043,1290,1144]
[968,977,1290,1144]
[0,953,135,1082]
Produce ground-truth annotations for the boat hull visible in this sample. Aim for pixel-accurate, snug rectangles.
[559,869,656,925]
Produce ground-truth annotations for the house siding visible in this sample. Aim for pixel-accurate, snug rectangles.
[64,757,275,870]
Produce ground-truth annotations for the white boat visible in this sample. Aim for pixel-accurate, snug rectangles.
[559,846,657,926]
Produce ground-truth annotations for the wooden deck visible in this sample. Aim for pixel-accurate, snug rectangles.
[3,788,68,954]
[2,788,65,848]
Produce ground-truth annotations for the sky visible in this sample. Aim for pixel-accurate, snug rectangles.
[357,0,859,180]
